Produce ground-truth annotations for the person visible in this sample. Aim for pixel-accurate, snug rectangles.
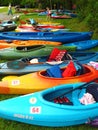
[72,4,76,13]
[58,5,64,14]
[8,3,13,15]
[46,7,52,20]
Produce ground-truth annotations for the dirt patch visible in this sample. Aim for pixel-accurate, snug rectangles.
[0,12,14,21]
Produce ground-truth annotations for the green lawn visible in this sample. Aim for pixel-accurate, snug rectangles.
[0,7,98,130]
[0,6,8,12]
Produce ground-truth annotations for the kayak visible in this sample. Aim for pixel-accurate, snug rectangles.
[64,40,98,51]
[0,24,17,32]
[0,44,76,60]
[15,24,47,32]
[0,20,17,32]
[16,25,70,32]
[0,51,98,75]
[38,22,60,25]
[0,64,98,94]
[37,24,65,29]
[0,82,98,127]
[0,20,16,27]
[0,40,61,49]
[0,47,72,75]
[51,14,71,19]
[0,31,93,43]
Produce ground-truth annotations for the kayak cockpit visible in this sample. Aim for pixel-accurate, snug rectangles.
[42,84,85,106]
[15,45,45,51]
[42,82,98,106]
[40,65,90,78]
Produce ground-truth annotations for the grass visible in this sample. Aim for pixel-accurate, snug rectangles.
[0,6,8,13]
[0,119,97,130]
[0,7,98,130]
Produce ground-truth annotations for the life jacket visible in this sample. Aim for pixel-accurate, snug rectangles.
[62,60,77,77]
[47,48,67,62]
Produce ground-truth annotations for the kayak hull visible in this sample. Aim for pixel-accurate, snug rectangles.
[0,31,93,43]
[0,51,98,75]
[0,44,76,60]
[64,40,98,51]
[0,83,98,127]
[0,65,98,94]
[0,40,61,49]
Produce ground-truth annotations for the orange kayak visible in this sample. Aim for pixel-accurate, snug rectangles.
[0,64,98,94]
[0,40,61,49]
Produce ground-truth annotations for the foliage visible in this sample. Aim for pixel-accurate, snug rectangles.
[76,0,98,33]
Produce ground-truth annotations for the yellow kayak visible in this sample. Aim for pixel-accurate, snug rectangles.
[0,64,98,94]
[39,22,60,25]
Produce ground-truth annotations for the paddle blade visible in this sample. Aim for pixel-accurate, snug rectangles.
[7,61,26,69]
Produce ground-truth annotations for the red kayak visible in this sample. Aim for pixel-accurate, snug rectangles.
[37,24,65,29]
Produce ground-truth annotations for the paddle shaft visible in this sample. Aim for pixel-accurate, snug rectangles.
[7,60,64,70]
[55,78,98,99]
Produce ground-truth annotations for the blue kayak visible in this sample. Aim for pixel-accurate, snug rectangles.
[0,31,93,43]
[64,40,98,51]
[0,51,98,75]
[0,82,97,127]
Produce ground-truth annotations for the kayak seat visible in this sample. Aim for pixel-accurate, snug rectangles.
[75,62,85,76]
[72,90,82,105]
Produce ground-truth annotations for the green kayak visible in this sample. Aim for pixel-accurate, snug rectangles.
[0,44,76,60]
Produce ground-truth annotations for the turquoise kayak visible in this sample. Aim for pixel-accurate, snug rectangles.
[0,81,97,127]
[64,40,98,51]
[0,51,98,75]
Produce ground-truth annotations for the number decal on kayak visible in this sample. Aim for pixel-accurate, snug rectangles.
[30,106,41,114]
[12,80,20,85]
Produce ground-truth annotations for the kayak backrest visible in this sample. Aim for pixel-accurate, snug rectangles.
[72,89,83,105]
[74,62,85,76]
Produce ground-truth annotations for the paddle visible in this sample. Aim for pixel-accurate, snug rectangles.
[7,59,64,69]
[53,78,98,102]
[6,53,73,70]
